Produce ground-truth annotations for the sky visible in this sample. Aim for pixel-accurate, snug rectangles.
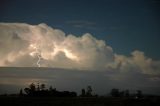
[0,0,160,95]
[1,0,160,59]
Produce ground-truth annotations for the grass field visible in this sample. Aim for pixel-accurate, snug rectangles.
[0,96,160,106]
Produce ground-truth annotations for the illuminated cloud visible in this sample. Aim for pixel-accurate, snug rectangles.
[0,23,114,69]
[0,23,160,77]
[107,51,160,76]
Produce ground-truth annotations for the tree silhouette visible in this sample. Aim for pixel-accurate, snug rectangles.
[24,88,30,95]
[49,86,53,91]
[29,83,36,91]
[40,84,45,91]
[19,88,23,96]
[136,90,142,98]
[37,83,40,91]
[81,89,86,97]
[24,83,36,96]
[110,88,120,97]
[86,86,92,97]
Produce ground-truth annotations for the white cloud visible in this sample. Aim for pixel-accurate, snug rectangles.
[107,51,160,76]
[0,22,160,77]
[0,23,114,70]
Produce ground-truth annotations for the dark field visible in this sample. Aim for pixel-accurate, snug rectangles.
[1,96,160,106]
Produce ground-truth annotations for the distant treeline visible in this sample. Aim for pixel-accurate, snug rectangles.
[1,83,160,106]
[17,83,143,98]
[20,83,97,97]
[21,83,77,97]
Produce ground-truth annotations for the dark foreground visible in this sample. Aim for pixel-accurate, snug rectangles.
[0,96,160,106]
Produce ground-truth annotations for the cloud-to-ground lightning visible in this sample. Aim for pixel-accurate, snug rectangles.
[36,47,42,67]
[29,44,42,67]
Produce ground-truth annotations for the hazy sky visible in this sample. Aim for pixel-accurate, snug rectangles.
[0,0,160,95]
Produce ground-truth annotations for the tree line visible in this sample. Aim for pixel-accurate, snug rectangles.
[110,88,143,98]
[21,83,77,97]
[18,83,143,98]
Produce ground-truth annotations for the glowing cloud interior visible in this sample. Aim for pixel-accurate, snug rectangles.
[0,23,160,77]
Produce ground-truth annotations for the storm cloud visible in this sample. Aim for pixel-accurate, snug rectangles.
[0,23,160,77]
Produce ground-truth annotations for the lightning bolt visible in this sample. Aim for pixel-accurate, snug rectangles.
[36,47,41,67]
[29,44,42,67]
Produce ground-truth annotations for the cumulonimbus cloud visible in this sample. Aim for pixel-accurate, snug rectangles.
[0,23,160,76]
